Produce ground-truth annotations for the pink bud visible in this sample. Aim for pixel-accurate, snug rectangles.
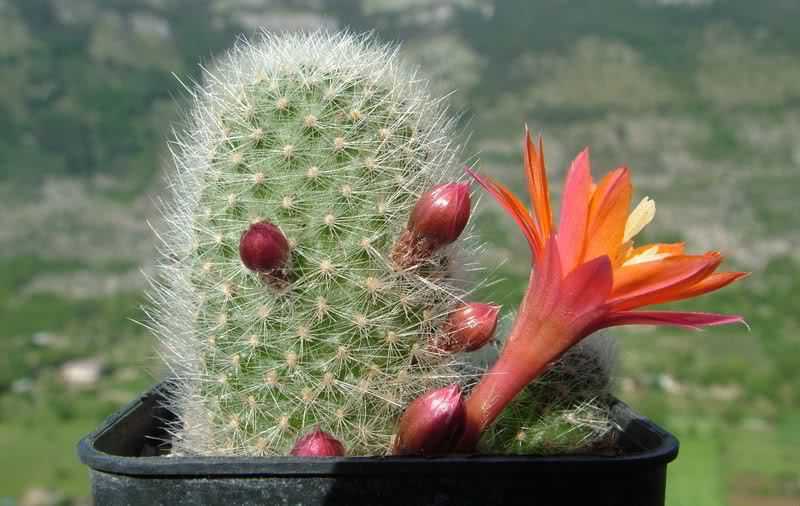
[393,384,466,455]
[239,221,289,272]
[440,303,500,352]
[290,429,345,457]
[408,182,471,249]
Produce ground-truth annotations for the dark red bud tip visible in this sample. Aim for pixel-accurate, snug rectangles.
[239,221,289,272]
[440,303,500,352]
[290,429,345,457]
[393,384,466,456]
[408,182,471,249]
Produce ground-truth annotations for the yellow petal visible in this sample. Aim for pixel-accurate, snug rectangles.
[622,244,672,266]
[623,197,655,243]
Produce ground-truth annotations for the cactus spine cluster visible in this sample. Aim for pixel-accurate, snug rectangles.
[149,31,480,456]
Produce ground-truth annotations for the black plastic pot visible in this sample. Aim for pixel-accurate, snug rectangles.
[78,383,678,505]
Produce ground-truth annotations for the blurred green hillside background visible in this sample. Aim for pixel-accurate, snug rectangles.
[1,0,798,504]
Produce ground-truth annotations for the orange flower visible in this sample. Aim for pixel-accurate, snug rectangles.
[459,128,748,449]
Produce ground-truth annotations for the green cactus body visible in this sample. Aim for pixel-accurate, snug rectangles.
[151,32,474,456]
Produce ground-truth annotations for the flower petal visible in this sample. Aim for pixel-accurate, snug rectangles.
[559,254,613,313]
[524,128,553,239]
[623,197,656,244]
[555,254,614,336]
[669,271,749,302]
[583,167,632,264]
[466,166,543,261]
[557,148,592,274]
[526,237,563,315]
[592,310,744,331]
[629,242,685,259]
[609,253,722,311]
[620,242,685,267]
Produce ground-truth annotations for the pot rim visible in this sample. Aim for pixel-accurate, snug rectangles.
[78,382,679,477]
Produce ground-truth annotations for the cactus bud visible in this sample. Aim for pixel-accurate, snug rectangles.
[440,303,500,352]
[408,182,471,249]
[239,221,289,273]
[393,384,465,455]
[290,429,345,457]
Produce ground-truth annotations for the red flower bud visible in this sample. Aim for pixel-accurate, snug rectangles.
[290,429,345,457]
[239,221,289,272]
[440,303,500,352]
[408,182,471,249]
[393,384,466,456]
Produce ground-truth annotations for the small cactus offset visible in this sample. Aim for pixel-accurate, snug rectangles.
[149,31,489,456]
[483,334,616,455]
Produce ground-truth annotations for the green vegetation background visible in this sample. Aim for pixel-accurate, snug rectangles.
[0,1,798,504]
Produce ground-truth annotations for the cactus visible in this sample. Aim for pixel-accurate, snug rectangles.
[149,29,624,459]
[148,31,484,457]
